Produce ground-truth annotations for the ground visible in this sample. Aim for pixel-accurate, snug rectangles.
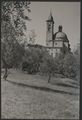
[1,69,80,119]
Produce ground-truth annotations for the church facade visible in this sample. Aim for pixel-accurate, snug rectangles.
[46,12,71,57]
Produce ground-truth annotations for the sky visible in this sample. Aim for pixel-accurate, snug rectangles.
[25,2,80,51]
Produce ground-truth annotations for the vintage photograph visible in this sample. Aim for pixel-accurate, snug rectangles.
[1,1,80,119]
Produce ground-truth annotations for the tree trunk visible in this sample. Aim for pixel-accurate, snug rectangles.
[48,74,51,83]
[2,57,8,80]
[3,66,8,80]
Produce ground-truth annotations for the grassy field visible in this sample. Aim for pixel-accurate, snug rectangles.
[1,69,80,119]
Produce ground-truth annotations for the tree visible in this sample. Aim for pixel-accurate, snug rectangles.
[28,30,36,44]
[1,1,31,38]
[73,45,80,81]
[1,23,25,80]
[22,46,49,74]
[62,53,78,78]
[40,54,57,83]
[54,52,65,75]
[1,1,31,80]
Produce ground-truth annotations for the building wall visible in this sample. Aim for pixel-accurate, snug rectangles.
[49,41,53,47]
[54,41,63,48]
[64,42,68,48]
[47,48,61,57]
[46,22,54,46]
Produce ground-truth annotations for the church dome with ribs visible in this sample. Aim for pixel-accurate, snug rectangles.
[54,25,68,41]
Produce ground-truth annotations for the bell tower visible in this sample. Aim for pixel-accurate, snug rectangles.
[46,12,54,47]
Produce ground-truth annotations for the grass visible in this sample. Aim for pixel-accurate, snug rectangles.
[1,69,80,119]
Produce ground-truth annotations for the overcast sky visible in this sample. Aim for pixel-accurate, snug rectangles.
[26,2,80,51]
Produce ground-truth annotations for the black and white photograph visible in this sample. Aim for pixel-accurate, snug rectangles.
[1,1,80,119]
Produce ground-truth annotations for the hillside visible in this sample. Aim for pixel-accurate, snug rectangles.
[1,69,79,119]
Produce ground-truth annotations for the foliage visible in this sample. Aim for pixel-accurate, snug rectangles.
[62,53,77,78]
[55,51,80,80]
[73,46,80,81]
[22,46,57,82]
[22,47,49,74]
[28,30,36,44]
[1,22,25,68]
[40,54,57,82]
[22,46,80,82]
[54,53,65,74]
[1,1,31,80]
[1,1,31,42]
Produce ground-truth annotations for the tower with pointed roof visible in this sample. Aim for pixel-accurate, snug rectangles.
[46,13,70,57]
[46,12,54,47]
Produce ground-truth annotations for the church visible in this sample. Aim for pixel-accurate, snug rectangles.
[27,12,71,58]
[46,12,71,57]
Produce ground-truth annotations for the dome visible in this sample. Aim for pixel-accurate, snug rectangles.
[55,32,67,39]
[54,25,68,41]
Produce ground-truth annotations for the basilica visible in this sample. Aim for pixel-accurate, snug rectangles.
[46,12,71,57]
